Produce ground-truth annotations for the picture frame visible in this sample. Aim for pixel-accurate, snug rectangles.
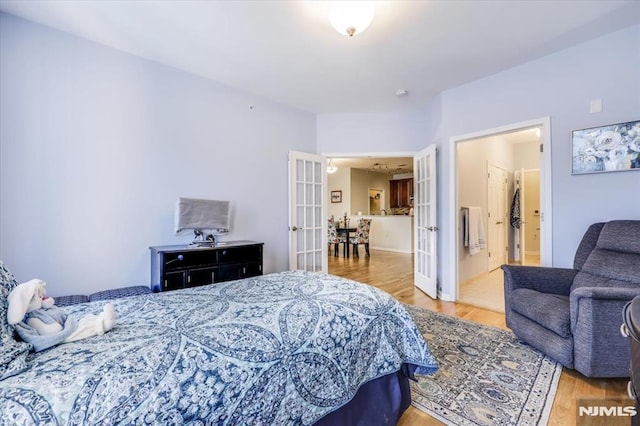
[572,119,640,175]
[331,190,342,203]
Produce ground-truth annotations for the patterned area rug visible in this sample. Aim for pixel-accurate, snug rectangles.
[405,305,562,426]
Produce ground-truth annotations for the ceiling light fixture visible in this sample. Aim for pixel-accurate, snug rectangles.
[329,1,375,37]
[369,162,390,173]
[327,158,338,174]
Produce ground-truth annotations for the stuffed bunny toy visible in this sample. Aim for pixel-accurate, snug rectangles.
[6,279,116,351]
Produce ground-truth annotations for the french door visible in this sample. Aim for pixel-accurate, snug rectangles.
[288,151,327,272]
[413,144,437,298]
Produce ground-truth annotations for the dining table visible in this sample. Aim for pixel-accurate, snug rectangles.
[335,227,357,257]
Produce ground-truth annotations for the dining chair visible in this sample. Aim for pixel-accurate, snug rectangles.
[350,219,372,258]
[327,218,345,257]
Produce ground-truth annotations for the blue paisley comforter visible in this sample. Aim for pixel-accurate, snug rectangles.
[0,270,437,425]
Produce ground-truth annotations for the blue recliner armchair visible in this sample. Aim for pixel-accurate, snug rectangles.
[502,220,640,377]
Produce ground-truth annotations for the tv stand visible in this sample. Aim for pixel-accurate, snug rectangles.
[150,240,263,292]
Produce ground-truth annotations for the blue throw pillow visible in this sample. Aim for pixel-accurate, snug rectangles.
[0,261,32,380]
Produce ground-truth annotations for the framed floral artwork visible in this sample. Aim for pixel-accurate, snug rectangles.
[572,119,640,174]
[331,190,342,203]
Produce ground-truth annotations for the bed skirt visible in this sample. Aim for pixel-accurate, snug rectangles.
[315,363,416,425]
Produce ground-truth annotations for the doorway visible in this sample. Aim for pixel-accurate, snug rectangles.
[323,150,437,299]
[453,118,551,311]
[368,189,384,215]
[325,155,415,258]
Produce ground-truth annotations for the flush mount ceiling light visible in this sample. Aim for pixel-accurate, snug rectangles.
[329,1,376,37]
[327,158,338,174]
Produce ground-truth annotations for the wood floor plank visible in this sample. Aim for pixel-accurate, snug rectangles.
[327,249,630,426]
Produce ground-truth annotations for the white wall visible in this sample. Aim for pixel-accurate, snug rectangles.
[367,216,413,253]
[0,13,316,295]
[350,169,390,215]
[513,142,540,170]
[318,109,432,154]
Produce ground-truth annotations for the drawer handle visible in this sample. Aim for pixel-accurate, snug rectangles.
[628,381,636,400]
[621,323,630,338]
[166,254,184,265]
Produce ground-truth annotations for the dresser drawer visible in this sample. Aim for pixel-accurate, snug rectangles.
[164,250,218,269]
[164,270,186,291]
[218,245,262,265]
[188,266,217,287]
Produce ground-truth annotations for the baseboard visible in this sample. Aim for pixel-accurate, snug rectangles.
[369,246,413,254]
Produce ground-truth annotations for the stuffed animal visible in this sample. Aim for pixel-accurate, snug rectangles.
[6,279,116,351]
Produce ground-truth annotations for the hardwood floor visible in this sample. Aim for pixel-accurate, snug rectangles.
[327,249,629,426]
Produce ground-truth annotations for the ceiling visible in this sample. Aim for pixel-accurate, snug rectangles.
[1,1,638,114]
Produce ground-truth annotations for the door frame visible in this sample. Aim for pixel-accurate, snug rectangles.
[447,117,552,302]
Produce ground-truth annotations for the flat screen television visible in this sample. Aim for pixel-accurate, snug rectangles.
[174,198,230,244]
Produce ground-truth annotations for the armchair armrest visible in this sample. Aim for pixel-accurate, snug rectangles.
[570,286,640,327]
[502,265,577,296]
[569,286,640,376]
[571,286,640,302]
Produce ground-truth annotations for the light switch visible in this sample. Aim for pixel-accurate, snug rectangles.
[590,99,602,113]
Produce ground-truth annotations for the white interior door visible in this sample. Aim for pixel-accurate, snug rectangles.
[414,144,437,299]
[288,151,327,272]
[487,164,508,271]
[518,168,526,264]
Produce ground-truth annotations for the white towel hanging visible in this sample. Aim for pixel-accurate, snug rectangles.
[467,207,486,255]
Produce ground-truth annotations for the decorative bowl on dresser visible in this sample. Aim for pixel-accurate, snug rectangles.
[149,241,263,292]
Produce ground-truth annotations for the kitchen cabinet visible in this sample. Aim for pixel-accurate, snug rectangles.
[390,178,414,208]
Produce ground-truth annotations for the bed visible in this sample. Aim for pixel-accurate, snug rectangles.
[1,267,437,425]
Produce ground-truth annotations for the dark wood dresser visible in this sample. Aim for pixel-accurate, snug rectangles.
[149,241,263,292]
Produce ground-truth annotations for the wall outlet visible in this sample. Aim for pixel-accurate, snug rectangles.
[590,99,602,113]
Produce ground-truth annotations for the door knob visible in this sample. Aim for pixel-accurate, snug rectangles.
[291,226,300,231]
[427,226,438,231]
